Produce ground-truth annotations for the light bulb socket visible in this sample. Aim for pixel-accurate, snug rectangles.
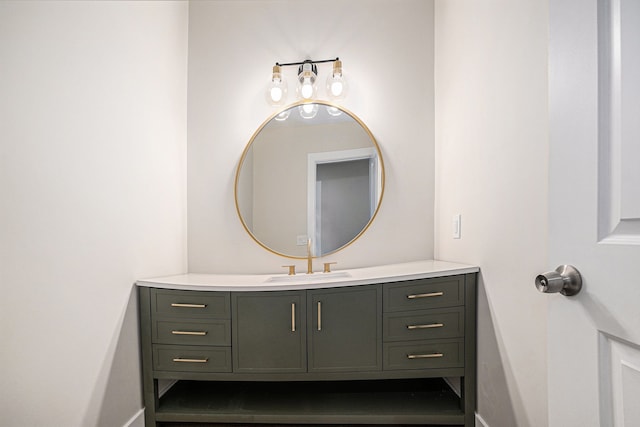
[297,61,318,84]
[271,65,284,84]
[332,60,342,76]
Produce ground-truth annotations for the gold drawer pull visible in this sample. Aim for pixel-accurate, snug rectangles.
[407,323,444,330]
[407,353,444,359]
[172,357,209,363]
[171,330,208,336]
[171,303,207,308]
[407,292,444,299]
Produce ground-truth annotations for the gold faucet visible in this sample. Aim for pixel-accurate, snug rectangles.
[307,238,313,274]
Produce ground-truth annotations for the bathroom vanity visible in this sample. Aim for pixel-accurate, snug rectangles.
[138,260,478,426]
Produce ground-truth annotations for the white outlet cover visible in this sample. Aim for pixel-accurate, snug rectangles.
[453,214,461,239]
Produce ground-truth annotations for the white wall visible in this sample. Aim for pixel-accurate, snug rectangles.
[434,1,549,426]
[187,0,435,273]
[0,2,188,426]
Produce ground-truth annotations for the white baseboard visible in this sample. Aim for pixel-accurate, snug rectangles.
[123,408,144,427]
[476,412,490,427]
[127,380,176,427]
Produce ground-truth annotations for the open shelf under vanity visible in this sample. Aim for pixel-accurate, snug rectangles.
[155,378,464,425]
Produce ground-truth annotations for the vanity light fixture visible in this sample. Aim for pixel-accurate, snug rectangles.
[265,57,345,106]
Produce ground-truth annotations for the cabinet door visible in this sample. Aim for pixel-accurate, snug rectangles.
[308,285,382,372]
[232,291,306,373]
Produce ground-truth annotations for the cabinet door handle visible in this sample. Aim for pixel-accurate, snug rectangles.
[291,303,296,332]
[407,353,444,359]
[171,330,208,336]
[171,303,207,308]
[406,323,444,330]
[317,301,322,331]
[406,292,444,299]
[172,357,209,363]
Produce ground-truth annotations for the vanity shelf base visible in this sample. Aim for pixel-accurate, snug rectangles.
[155,378,465,425]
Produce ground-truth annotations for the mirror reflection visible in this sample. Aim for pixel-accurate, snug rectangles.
[235,101,384,258]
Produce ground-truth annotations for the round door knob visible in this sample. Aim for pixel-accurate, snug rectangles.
[535,265,582,296]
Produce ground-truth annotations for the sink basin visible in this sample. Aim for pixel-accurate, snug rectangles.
[265,271,352,283]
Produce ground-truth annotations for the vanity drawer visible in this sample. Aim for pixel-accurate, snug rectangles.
[151,289,230,319]
[383,276,464,312]
[153,344,232,373]
[153,318,231,346]
[383,339,464,370]
[383,307,464,342]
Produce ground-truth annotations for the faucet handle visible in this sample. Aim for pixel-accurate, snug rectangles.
[323,262,337,273]
[282,265,296,276]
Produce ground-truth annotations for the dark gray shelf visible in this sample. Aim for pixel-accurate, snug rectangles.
[156,378,465,425]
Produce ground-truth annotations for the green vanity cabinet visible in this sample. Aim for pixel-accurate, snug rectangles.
[232,291,306,373]
[232,286,382,374]
[307,285,382,372]
[138,269,477,427]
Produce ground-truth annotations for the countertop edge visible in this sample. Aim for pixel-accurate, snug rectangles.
[136,260,479,292]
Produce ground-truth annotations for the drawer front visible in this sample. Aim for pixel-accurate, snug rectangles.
[383,339,464,370]
[383,307,464,342]
[383,276,464,312]
[152,289,230,319]
[153,344,232,373]
[153,319,231,346]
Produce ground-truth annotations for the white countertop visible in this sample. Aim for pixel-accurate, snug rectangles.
[137,260,479,292]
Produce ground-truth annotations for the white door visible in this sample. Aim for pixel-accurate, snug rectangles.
[548,0,640,426]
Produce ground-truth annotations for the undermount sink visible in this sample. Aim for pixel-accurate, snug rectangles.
[265,271,352,283]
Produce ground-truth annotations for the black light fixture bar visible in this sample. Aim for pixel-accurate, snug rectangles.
[275,57,339,68]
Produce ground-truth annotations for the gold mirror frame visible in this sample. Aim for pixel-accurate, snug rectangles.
[234,100,385,259]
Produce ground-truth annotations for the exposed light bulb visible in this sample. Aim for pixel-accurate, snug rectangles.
[300,78,314,99]
[326,60,348,101]
[297,61,318,100]
[330,81,343,97]
[265,65,288,106]
[270,87,283,103]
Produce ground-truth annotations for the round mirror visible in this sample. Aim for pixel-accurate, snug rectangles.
[235,101,385,259]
